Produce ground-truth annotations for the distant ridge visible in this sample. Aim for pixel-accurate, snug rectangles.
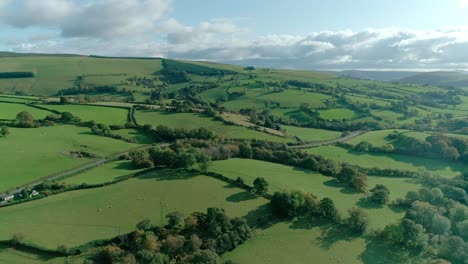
[398,71,468,88]
[334,70,420,82]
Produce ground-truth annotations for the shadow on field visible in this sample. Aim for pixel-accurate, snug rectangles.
[346,148,465,175]
[360,238,421,264]
[243,204,274,228]
[113,161,135,170]
[317,225,359,249]
[356,198,385,209]
[323,179,361,194]
[136,169,197,181]
[0,244,58,262]
[226,191,258,203]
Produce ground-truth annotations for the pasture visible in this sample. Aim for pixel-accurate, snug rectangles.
[61,160,143,185]
[134,110,292,142]
[209,158,421,229]
[282,125,342,142]
[0,56,163,95]
[0,102,52,120]
[307,145,467,177]
[0,125,138,192]
[224,221,425,264]
[40,104,129,125]
[0,171,267,249]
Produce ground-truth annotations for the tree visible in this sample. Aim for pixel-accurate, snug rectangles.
[346,207,369,234]
[136,219,153,231]
[441,147,460,161]
[369,184,390,205]
[351,174,368,193]
[175,152,197,169]
[0,126,9,137]
[14,111,35,127]
[198,153,211,173]
[188,250,222,264]
[239,142,253,159]
[354,141,373,152]
[319,198,339,221]
[164,235,184,254]
[166,211,184,229]
[253,177,268,195]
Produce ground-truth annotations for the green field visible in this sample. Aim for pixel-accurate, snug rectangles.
[0,125,138,192]
[319,108,357,120]
[0,102,52,120]
[0,56,162,95]
[210,159,420,229]
[61,160,143,185]
[40,104,129,125]
[0,171,267,249]
[307,145,467,177]
[282,125,342,141]
[135,110,292,142]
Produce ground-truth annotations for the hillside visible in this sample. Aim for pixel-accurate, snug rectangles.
[398,71,468,88]
[0,54,467,264]
[335,70,420,82]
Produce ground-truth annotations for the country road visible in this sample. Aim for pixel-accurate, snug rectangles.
[0,143,169,201]
[288,130,367,149]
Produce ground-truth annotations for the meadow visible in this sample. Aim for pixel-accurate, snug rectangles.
[0,102,52,120]
[307,145,467,177]
[209,158,421,229]
[0,56,163,95]
[0,171,267,249]
[282,125,342,142]
[134,110,293,142]
[61,160,143,185]
[0,125,138,192]
[39,104,129,125]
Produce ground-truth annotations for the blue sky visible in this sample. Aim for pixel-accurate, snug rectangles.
[173,0,467,34]
[1,0,468,70]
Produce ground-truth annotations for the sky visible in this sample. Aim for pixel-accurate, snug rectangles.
[0,0,468,70]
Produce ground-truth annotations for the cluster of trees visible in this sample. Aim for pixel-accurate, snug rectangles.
[87,208,250,263]
[386,133,468,161]
[129,146,211,172]
[381,183,468,263]
[58,85,119,96]
[337,165,368,192]
[11,111,55,128]
[161,59,236,76]
[270,190,369,234]
[150,125,216,141]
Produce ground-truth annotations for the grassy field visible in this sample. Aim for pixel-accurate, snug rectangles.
[307,145,467,177]
[61,160,143,185]
[319,108,357,120]
[209,159,421,229]
[0,245,93,264]
[40,104,128,125]
[110,128,155,144]
[347,129,468,146]
[282,125,342,141]
[0,56,162,95]
[134,110,293,142]
[0,171,267,249]
[224,221,425,264]
[0,125,138,192]
[0,102,52,120]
